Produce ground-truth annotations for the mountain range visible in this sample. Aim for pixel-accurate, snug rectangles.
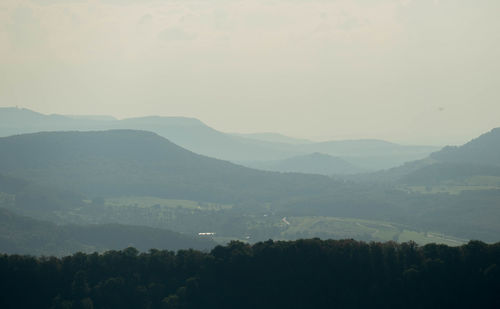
[1,107,500,254]
[0,107,439,172]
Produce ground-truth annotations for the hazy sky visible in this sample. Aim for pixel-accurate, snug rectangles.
[0,0,499,145]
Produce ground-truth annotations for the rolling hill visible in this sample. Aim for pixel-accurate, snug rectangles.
[0,130,338,204]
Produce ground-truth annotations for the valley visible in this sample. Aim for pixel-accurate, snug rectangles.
[0,110,499,255]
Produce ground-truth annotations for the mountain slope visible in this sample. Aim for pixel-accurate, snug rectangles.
[0,208,215,256]
[0,172,84,212]
[430,127,500,166]
[369,127,500,184]
[0,130,337,204]
[405,128,500,183]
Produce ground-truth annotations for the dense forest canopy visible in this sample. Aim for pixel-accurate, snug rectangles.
[1,239,499,309]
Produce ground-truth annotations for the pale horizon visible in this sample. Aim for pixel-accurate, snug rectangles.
[1,0,499,146]
[3,104,495,147]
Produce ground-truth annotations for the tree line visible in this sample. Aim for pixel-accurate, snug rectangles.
[1,239,499,308]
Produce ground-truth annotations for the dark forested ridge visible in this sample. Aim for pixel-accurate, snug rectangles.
[0,130,337,203]
[1,239,499,309]
[365,127,500,185]
[430,127,500,166]
[399,127,500,184]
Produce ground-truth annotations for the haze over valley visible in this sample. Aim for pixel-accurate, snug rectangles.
[1,0,499,307]
[1,107,500,255]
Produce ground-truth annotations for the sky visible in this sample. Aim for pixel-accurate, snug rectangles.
[0,0,499,145]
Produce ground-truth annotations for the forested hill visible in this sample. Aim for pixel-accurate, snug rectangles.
[1,239,499,309]
[0,208,215,256]
[367,127,500,184]
[0,130,338,203]
[399,127,500,184]
[430,127,500,166]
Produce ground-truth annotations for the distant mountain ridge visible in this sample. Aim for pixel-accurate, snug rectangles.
[231,132,313,145]
[244,152,366,175]
[0,107,439,171]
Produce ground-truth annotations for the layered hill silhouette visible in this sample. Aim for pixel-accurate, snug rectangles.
[231,132,313,144]
[0,107,438,171]
[0,128,499,244]
[0,107,300,162]
[245,152,365,175]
